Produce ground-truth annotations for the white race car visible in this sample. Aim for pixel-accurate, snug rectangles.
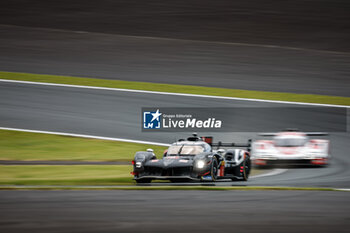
[252,130,330,167]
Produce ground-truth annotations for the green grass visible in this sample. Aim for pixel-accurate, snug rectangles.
[0,129,264,185]
[0,165,133,185]
[0,129,167,161]
[1,71,349,106]
[0,164,265,186]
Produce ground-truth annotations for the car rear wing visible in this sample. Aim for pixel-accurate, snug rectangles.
[202,136,252,152]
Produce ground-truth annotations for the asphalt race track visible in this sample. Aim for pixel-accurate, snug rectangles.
[0,190,349,233]
[0,81,349,188]
[1,0,350,96]
[0,1,349,232]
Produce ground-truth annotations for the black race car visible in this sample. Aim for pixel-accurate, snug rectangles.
[131,134,251,183]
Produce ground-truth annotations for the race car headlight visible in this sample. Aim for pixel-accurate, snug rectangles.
[196,160,205,169]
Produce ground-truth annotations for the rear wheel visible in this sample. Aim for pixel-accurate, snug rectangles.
[232,158,251,181]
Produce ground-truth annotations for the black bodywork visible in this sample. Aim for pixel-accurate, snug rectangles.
[132,135,251,183]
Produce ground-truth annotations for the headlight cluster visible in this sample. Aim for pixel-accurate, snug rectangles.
[196,160,205,169]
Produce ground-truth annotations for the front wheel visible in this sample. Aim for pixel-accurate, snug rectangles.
[241,158,251,181]
[210,158,218,181]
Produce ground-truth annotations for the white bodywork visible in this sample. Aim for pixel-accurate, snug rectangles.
[252,132,330,166]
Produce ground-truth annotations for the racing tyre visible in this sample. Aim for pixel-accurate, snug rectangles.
[232,158,251,181]
[242,158,251,181]
[210,157,218,181]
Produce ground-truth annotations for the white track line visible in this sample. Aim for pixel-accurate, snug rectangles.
[250,169,288,179]
[0,79,348,108]
[335,188,350,192]
[0,127,170,146]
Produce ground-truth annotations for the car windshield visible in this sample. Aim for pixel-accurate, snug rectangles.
[275,138,307,147]
[167,145,204,155]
